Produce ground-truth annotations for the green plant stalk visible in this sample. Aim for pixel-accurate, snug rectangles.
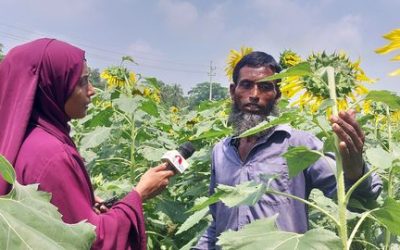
[347,209,378,249]
[130,114,137,183]
[384,105,393,250]
[327,66,348,249]
[345,167,378,203]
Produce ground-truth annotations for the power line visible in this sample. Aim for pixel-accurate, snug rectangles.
[0,22,210,67]
[0,31,208,74]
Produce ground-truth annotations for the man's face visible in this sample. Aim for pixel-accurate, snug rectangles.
[230,66,278,115]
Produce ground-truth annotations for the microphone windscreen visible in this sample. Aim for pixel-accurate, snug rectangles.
[177,142,195,159]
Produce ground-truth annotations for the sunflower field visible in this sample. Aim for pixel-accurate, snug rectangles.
[1,29,400,250]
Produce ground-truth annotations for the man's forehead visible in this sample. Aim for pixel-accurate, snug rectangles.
[238,66,275,80]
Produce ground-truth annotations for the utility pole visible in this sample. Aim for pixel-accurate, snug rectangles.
[208,61,216,100]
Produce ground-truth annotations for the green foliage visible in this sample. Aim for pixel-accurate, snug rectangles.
[218,215,342,250]
[67,54,400,249]
[261,62,312,81]
[365,90,400,110]
[0,43,4,61]
[89,68,104,89]
[0,156,15,184]
[187,82,228,109]
[283,146,323,178]
[0,156,96,249]
[158,82,188,109]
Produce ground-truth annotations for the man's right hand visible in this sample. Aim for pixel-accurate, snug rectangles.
[135,163,175,200]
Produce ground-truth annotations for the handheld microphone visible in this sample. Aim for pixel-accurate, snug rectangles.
[161,142,196,174]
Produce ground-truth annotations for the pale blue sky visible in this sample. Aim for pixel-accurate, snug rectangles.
[1,0,399,93]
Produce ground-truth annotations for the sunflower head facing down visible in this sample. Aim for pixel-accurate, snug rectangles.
[100,66,136,90]
[225,46,253,81]
[279,51,373,114]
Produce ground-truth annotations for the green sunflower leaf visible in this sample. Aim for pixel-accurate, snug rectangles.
[372,197,400,235]
[365,90,400,109]
[217,215,342,250]
[260,62,312,81]
[0,156,96,249]
[283,146,323,178]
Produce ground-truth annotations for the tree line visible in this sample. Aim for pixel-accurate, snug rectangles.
[89,67,228,110]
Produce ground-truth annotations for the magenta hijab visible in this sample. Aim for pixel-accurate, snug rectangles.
[0,38,84,194]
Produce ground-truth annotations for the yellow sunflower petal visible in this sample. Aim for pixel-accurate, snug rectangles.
[375,41,400,55]
[129,72,137,84]
[389,68,400,76]
[338,99,348,111]
[225,46,253,80]
[383,29,400,41]
[391,54,400,61]
[355,84,369,95]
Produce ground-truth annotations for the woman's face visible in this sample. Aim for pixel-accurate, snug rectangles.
[64,62,95,119]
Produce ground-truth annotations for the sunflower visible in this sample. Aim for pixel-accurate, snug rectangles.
[225,46,253,81]
[142,87,161,103]
[279,49,302,69]
[280,51,373,113]
[363,100,400,126]
[100,66,136,90]
[376,28,400,76]
[170,106,179,113]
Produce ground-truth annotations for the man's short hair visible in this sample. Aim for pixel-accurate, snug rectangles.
[232,51,282,99]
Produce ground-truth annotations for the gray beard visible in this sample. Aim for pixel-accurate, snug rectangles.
[228,102,279,138]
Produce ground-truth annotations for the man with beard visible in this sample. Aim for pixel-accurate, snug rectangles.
[194,51,382,249]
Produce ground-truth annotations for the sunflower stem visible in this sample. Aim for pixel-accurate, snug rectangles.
[130,114,137,183]
[327,66,348,250]
[384,105,393,250]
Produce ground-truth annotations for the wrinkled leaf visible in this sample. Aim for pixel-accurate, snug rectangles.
[189,191,226,212]
[218,215,342,250]
[0,157,95,249]
[176,207,209,235]
[365,90,400,109]
[82,108,113,128]
[80,126,112,150]
[365,146,394,170]
[140,100,159,117]
[158,199,189,224]
[283,146,322,178]
[138,145,165,162]
[218,182,266,207]
[372,197,400,235]
[114,95,144,115]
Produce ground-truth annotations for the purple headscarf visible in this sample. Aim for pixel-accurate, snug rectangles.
[0,38,84,194]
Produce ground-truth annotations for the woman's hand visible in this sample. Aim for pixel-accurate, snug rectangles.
[135,163,175,201]
[93,195,109,214]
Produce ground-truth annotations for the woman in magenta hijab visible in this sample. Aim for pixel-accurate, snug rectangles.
[0,38,174,249]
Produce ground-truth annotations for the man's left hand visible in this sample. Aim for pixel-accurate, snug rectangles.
[330,109,365,181]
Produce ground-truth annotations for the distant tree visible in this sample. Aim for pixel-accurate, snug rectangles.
[0,43,4,61]
[89,68,105,89]
[158,81,187,108]
[187,82,228,109]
